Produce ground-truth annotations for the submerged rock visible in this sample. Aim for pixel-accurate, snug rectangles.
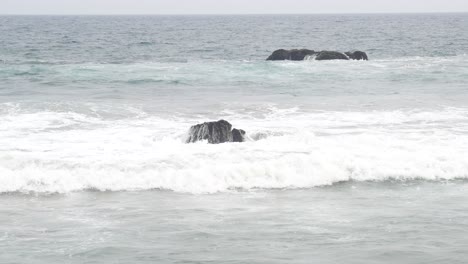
[186,120,246,144]
[267,49,368,61]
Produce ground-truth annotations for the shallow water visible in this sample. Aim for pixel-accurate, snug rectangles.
[2,182,468,264]
[1,14,468,263]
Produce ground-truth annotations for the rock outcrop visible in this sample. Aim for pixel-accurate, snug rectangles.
[315,51,349,60]
[266,49,316,61]
[231,128,246,143]
[186,120,246,144]
[345,51,369,61]
[266,49,368,61]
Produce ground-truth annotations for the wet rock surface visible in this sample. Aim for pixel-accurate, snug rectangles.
[267,49,368,61]
[186,120,246,144]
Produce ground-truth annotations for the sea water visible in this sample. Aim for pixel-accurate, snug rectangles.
[1,14,468,263]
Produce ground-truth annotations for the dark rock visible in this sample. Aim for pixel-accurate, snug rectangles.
[186,120,246,144]
[345,51,368,60]
[267,49,369,61]
[267,49,316,61]
[289,49,316,61]
[232,129,246,143]
[315,51,349,60]
[266,49,290,61]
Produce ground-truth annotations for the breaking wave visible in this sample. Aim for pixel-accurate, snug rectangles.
[1,104,468,194]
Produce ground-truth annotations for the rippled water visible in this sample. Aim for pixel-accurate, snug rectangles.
[1,14,468,263]
[2,182,468,264]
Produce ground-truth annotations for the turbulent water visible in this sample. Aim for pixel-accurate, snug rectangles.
[1,14,468,263]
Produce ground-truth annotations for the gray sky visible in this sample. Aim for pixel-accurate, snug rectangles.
[2,0,468,15]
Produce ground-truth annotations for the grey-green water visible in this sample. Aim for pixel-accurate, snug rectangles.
[1,14,468,263]
[2,182,468,264]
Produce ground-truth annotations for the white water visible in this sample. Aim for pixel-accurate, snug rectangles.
[2,14,468,264]
[1,104,467,194]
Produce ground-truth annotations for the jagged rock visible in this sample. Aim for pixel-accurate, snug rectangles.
[186,120,246,144]
[315,51,349,60]
[345,51,369,60]
[267,49,316,61]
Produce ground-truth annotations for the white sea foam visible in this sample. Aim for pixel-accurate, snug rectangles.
[1,104,468,194]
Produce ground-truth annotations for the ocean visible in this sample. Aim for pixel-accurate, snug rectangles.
[1,14,468,263]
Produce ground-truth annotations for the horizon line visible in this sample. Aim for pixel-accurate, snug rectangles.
[1,11,468,16]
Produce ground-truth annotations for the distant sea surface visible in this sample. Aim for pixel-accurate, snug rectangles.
[1,14,468,263]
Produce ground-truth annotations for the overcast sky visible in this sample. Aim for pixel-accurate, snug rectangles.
[2,0,468,15]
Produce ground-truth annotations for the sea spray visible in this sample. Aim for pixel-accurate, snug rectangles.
[1,104,468,193]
